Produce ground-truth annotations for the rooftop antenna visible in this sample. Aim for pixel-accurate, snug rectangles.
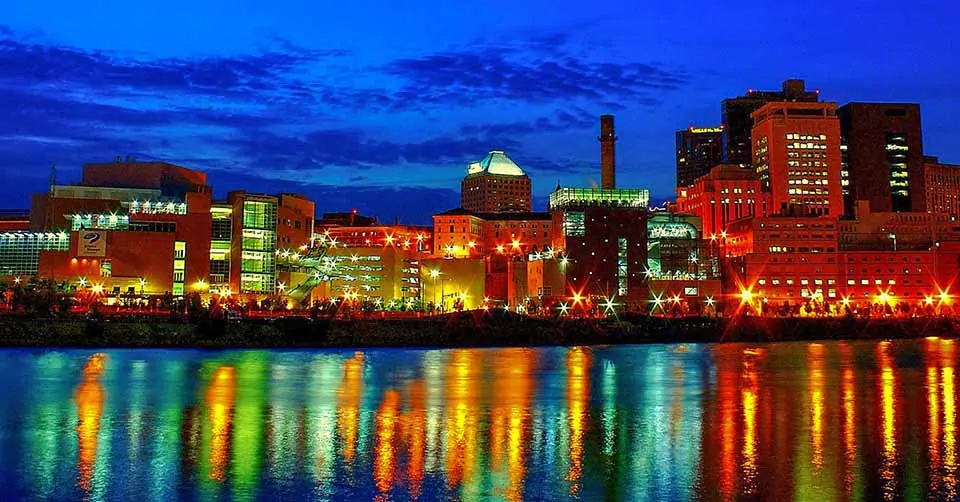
[48,164,56,194]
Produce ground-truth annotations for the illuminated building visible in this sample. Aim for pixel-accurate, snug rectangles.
[722,79,820,168]
[0,231,70,277]
[227,191,278,296]
[924,156,960,216]
[292,243,425,305]
[752,101,843,217]
[35,190,212,296]
[645,213,721,312]
[316,212,432,254]
[549,185,650,305]
[503,256,566,310]
[675,125,724,187]
[675,164,768,238]
[838,103,924,214]
[461,150,532,213]
[724,208,960,305]
[209,203,232,293]
[276,193,314,249]
[433,208,485,257]
[420,257,485,311]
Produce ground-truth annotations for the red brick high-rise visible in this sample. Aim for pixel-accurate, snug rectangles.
[752,101,843,217]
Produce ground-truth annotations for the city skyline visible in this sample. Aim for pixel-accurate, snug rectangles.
[2,1,959,223]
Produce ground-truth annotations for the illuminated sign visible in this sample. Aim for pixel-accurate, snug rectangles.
[78,230,107,257]
[647,222,697,239]
[689,126,723,134]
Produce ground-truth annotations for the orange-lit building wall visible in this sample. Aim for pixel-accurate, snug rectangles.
[752,102,843,217]
[724,213,960,304]
[276,194,314,249]
[320,225,433,254]
[675,164,769,238]
[481,216,553,256]
[37,192,212,295]
[924,157,960,217]
[432,211,484,257]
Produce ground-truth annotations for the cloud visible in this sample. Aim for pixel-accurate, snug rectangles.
[216,128,520,176]
[0,30,343,101]
[381,37,688,108]
[459,107,597,136]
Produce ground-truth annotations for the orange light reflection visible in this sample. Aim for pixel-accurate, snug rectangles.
[205,366,236,483]
[809,344,825,470]
[741,357,758,495]
[373,389,400,495]
[337,353,364,465]
[75,353,107,494]
[877,342,898,501]
[942,340,957,499]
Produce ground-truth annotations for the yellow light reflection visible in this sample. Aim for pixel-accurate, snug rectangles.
[445,350,479,490]
[337,353,364,465]
[373,389,400,496]
[840,345,858,493]
[942,339,957,499]
[205,366,236,483]
[878,342,898,500]
[809,344,825,470]
[491,349,535,501]
[924,341,942,488]
[75,353,107,494]
[565,347,591,496]
[741,357,758,495]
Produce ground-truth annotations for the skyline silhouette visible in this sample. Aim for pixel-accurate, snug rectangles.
[2,0,958,223]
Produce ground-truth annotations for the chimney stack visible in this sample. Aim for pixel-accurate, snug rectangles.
[599,115,617,189]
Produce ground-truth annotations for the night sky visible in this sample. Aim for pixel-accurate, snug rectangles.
[1,1,958,223]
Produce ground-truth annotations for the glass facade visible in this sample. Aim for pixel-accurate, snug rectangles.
[0,232,70,276]
[239,200,277,294]
[173,241,185,296]
[210,206,232,288]
[887,133,911,211]
[549,188,650,210]
[563,212,585,237]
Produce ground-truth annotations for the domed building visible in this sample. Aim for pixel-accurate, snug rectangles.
[461,150,532,213]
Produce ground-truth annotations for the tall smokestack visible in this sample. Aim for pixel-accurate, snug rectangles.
[599,114,617,189]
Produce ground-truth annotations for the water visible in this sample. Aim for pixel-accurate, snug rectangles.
[0,339,957,501]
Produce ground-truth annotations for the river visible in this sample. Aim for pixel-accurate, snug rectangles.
[0,339,956,501]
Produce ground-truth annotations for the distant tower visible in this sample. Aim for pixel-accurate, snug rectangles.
[599,115,617,189]
[48,164,57,194]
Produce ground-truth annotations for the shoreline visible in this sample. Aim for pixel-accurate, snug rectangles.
[0,313,957,349]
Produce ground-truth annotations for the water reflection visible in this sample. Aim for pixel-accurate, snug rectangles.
[1,340,959,500]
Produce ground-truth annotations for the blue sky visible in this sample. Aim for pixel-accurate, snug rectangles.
[1,0,958,223]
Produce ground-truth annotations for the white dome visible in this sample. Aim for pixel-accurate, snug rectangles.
[468,150,526,176]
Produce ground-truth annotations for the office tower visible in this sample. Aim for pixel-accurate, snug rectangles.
[460,150,532,213]
[838,103,924,213]
[752,101,843,217]
[722,79,820,168]
[676,125,724,187]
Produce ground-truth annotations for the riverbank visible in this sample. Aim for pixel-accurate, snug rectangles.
[0,313,957,348]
